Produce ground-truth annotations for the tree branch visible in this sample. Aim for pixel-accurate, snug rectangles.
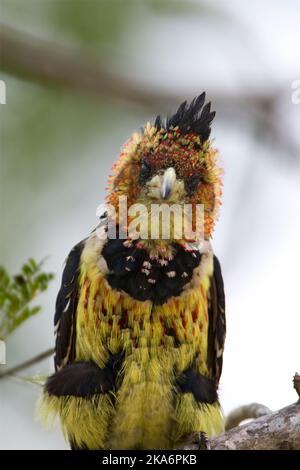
[1,23,298,159]
[178,374,300,450]
[0,24,283,110]
[0,24,176,109]
[0,347,53,379]
[225,402,272,430]
[178,401,300,450]
[211,402,300,450]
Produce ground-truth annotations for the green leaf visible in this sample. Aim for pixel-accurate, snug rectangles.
[0,258,54,339]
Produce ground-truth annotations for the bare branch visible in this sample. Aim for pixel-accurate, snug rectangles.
[0,24,282,110]
[179,402,300,450]
[211,402,300,450]
[225,402,272,430]
[1,23,298,159]
[0,348,53,379]
[0,24,176,110]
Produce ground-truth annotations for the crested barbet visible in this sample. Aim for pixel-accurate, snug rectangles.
[41,93,226,450]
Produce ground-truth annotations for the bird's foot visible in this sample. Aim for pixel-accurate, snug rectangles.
[197,432,211,450]
[176,432,211,450]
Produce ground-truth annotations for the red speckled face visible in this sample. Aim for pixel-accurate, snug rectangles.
[107,124,222,240]
[139,134,209,196]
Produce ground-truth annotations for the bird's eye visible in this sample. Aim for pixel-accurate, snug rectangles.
[185,174,201,195]
[139,160,152,184]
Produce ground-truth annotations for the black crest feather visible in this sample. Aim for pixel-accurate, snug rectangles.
[155,92,215,142]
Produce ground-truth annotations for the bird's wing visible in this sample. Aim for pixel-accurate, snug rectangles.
[207,255,226,385]
[54,240,85,371]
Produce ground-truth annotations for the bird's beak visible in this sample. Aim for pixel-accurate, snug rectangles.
[161,167,176,200]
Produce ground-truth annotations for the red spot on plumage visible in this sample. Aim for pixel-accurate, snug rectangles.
[192,308,198,322]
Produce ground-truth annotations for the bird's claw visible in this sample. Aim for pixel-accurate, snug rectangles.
[197,432,211,450]
[176,431,211,450]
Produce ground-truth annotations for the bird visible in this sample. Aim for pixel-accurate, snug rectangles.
[40,92,226,450]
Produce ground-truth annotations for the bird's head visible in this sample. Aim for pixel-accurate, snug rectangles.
[106,93,222,254]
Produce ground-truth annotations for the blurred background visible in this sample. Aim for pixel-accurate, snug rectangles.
[0,0,299,450]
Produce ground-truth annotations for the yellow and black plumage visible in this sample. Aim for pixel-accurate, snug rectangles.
[41,93,226,450]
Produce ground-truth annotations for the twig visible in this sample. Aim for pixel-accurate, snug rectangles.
[293,373,300,398]
[225,402,272,430]
[0,347,53,379]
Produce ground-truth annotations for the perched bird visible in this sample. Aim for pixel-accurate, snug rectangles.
[41,93,226,450]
